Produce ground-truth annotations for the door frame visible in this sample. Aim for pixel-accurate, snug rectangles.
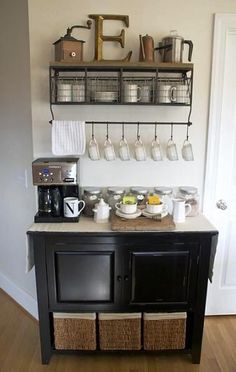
[203,13,236,214]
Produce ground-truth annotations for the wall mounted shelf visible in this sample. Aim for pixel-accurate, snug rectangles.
[49,62,193,107]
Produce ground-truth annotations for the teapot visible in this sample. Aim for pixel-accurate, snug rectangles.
[139,34,154,62]
[155,30,193,63]
[93,198,111,223]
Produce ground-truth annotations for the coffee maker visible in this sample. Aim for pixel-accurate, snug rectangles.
[32,158,80,222]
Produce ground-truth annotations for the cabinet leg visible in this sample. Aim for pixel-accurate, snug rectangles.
[191,350,201,364]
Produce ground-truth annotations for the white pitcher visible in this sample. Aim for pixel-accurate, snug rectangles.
[92,198,111,223]
[172,198,192,223]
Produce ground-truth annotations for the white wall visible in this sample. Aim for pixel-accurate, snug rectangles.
[0,0,37,316]
[28,0,236,200]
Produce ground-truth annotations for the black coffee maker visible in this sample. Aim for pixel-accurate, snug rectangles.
[32,158,79,222]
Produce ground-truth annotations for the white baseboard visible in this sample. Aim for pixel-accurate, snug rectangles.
[0,271,38,319]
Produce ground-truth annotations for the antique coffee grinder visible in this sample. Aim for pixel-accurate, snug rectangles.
[53,20,92,62]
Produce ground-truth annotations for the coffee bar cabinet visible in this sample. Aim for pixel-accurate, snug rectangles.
[28,217,218,365]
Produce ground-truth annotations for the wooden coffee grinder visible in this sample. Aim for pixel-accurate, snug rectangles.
[53,20,92,62]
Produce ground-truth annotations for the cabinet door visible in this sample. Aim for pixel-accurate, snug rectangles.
[124,241,199,309]
[46,236,122,311]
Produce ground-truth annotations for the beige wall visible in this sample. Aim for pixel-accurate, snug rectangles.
[28,1,236,199]
[0,0,36,303]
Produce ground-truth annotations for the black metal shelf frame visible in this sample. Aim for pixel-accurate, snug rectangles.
[49,64,193,108]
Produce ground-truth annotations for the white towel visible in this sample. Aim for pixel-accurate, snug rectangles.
[52,120,86,155]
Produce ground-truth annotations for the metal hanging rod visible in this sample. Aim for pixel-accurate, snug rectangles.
[49,120,192,126]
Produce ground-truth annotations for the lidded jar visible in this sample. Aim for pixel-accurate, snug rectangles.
[178,186,199,216]
[130,187,148,206]
[154,186,173,214]
[105,187,125,210]
[82,187,102,217]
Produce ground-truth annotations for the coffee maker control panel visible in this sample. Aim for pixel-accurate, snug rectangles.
[32,158,79,185]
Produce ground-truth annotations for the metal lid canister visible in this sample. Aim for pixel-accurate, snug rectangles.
[82,187,102,217]
[130,187,148,205]
[106,187,125,210]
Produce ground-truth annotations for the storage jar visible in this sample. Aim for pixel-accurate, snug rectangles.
[178,186,199,216]
[154,186,173,214]
[105,187,125,210]
[82,187,102,217]
[130,187,149,206]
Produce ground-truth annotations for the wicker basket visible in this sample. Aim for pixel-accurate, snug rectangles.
[143,312,187,351]
[53,313,96,350]
[98,313,141,350]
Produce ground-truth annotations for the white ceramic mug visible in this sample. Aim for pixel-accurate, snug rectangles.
[119,138,130,161]
[175,85,190,104]
[63,197,85,218]
[182,140,194,161]
[134,138,146,161]
[57,83,72,102]
[151,139,163,161]
[88,137,100,160]
[140,85,151,103]
[124,84,141,103]
[72,83,85,102]
[146,202,167,214]
[172,199,192,223]
[157,85,176,103]
[166,139,178,161]
[104,138,116,161]
[115,202,137,214]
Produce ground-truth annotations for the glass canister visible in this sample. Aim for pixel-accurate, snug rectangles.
[178,186,200,216]
[105,187,125,210]
[82,187,103,217]
[130,187,149,206]
[154,186,173,214]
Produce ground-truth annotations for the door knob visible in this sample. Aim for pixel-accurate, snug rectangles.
[216,199,227,210]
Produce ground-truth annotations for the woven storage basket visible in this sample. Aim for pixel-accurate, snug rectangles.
[99,313,141,350]
[143,312,187,350]
[53,313,96,350]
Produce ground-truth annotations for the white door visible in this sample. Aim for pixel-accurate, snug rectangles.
[204,14,236,315]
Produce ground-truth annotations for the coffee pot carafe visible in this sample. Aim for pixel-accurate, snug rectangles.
[139,34,154,62]
[155,30,193,63]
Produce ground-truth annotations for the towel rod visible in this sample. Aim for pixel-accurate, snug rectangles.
[49,120,192,126]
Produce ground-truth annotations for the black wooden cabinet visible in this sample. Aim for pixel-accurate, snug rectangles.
[29,229,218,365]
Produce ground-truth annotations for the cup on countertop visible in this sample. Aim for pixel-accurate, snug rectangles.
[146,202,167,214]
[63,197,85,218]
[115,202,137,214]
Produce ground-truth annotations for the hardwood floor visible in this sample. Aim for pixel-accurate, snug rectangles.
[0,289,236,372]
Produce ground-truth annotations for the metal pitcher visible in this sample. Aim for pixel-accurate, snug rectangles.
[155,31,193,63]
[139,34,154,62]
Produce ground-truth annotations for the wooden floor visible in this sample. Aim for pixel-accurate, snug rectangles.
[1,290,236,372]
